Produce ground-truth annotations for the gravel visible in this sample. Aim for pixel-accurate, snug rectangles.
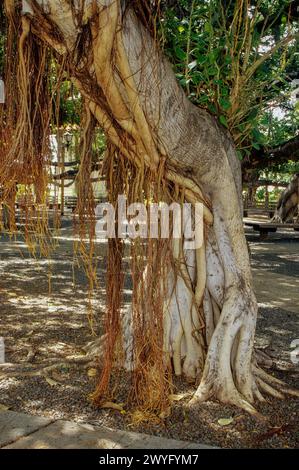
[0,228,298,448]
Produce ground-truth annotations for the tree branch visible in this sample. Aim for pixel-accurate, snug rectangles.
[245,33,298,81]
[242,134,299,175]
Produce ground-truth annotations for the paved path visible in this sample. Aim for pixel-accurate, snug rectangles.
[0,411,213,449]
[250,240,299,314]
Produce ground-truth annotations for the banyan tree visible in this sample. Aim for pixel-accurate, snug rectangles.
[1,0,298,416]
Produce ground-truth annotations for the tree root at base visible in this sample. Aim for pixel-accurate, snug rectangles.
[188,363,299,418]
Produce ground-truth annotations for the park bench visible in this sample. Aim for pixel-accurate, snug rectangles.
[244,218,299,239]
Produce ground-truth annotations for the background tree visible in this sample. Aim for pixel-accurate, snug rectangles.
[272,173,299,221]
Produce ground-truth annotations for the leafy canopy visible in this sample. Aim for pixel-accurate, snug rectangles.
[159,0,299,156]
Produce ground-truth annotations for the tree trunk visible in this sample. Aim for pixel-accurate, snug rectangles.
[9,0,297,413]
[272,175,299,223]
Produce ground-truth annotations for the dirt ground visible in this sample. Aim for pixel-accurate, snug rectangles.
[0,222,298,448]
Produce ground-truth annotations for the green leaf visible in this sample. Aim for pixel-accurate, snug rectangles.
[196,55,207,64]
[219,98,231,111]
[178,25,185,33]
[224,56,232,65]
[174,47,186,61]
[198,94,209,104]
[219,115,228,127]
[208,103,217,114]
[236,150,243,161]
[204,23,211,33]
[179,77,188,87]
[207,67,218,76]
[252,128,264,143]
[191,71,203,85]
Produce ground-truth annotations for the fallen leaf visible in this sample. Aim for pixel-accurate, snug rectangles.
[159,407,171,419]
[0,404,9,411]
[87,368,97,378]
[169,393,188,402]
[218,417,234,426]
[100,401,124,412]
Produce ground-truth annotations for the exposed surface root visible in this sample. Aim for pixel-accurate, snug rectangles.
[255,349,273,369]
[188,362,298,416]
[253,365,299,398]
[82,334,108,357]
[188,383,261,417]
[0,335,109,380]
[0,356,93,379]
